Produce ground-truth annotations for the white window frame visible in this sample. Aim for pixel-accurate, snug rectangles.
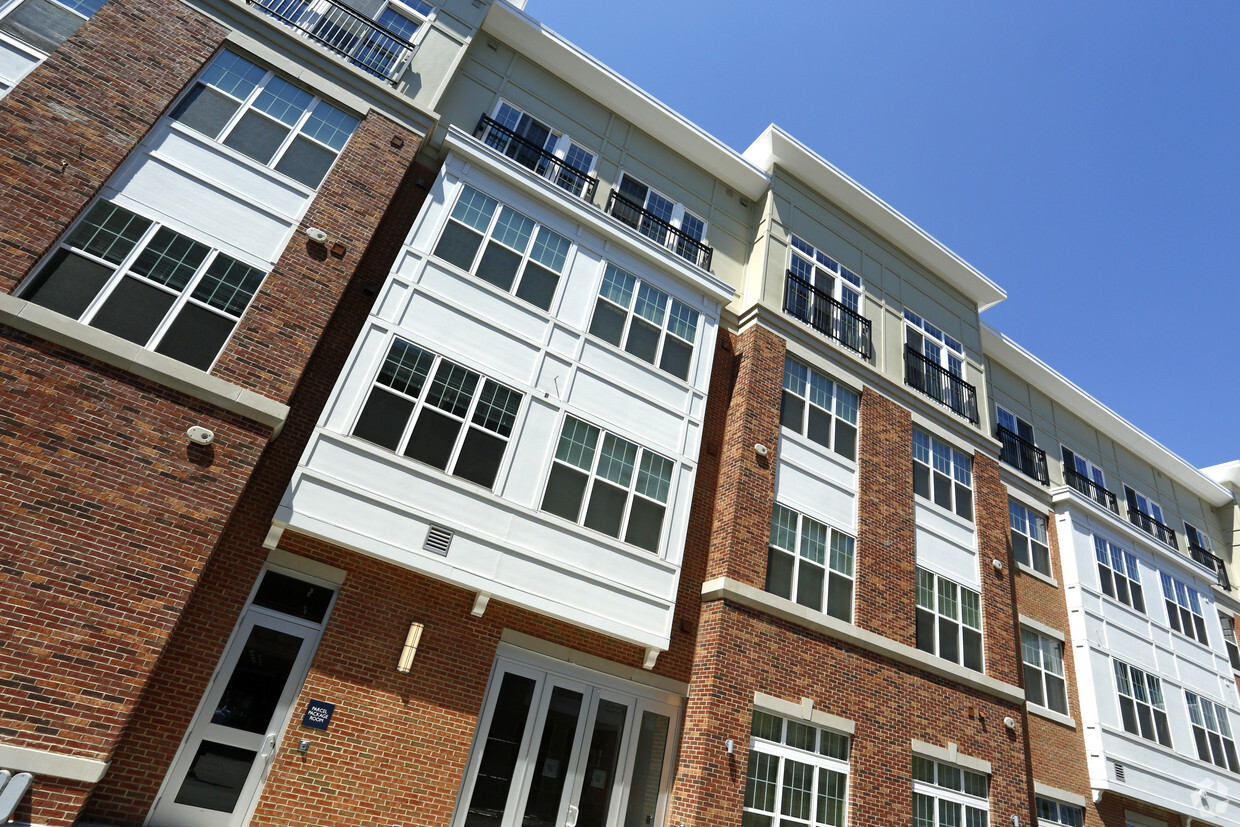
[350,337,525,490]
[1093,535,1146,613]
[766,503,855,622]
[1124,485,1174,545]
[779,357,860,461]
[1009,500,1050,576]
[1060,445,1112,509]
[1185,522,1215,554]
[1021,627,1068,715]
[788,235,863,313]
[613,172,708,260]
[916,568,983,672]
[904,309,965,379]
[586,262,700,381]
[912,755,989,827]
[0,0,108,95]
[745,709,850,827]
[1186,691,1240,773]
[913,430,973,521]
[1112,659,1171,747]
[995,405,1033,441]
[1036,796,1083,826]
[1159,572,1208,644]
[485,99,598,198]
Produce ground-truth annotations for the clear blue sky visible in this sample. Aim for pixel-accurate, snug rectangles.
[522,0,1240,469]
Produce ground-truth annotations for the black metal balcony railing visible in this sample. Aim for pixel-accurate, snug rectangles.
[605,190,713,270]
[474,115,599,202]
[251,0,414,80]
[783,271,873,360]
[996,425,1049,486]
[1064,468,1119,513]
[1128,507,1179,549]
[1189,544,1231,590]
[904,346,979,424]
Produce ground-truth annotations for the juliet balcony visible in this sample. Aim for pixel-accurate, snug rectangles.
[996,425,1049,486]
[1064,468,1120,513]
[605,190,713,271]
[1188,542,1230,590]
[1128,506,1179,550]
[904,346,978,424]
[782,271,873,359]
[251,0,416,81]
[474,115,600,202]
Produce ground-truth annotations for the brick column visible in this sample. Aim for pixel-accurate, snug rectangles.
[972,453,1022,687]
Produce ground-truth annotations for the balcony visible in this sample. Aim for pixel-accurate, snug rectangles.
[783,271,873,359]
[996,425,1049,486]
[1128,507,1178,550]
[904,346,978,424]
[474,115,599,202]
[605,189,712,270]
[250,0,414,80]
[1064,468,1119,513]
[1189,544,1230,590]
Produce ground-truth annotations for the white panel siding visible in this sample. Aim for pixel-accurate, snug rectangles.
[914,503,978,587]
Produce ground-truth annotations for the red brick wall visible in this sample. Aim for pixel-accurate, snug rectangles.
[0,0,227,289]
[973,453,1023,688]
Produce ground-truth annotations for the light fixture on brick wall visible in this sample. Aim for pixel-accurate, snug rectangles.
[396,621,425,673]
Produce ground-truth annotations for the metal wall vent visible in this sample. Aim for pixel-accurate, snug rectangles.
[1113,762,1125,782]
[424,525,454,556]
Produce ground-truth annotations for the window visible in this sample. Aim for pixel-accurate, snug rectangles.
[1160,573,1208,644]
[1112,659,1171,747]
[785,235,866,354]
[913,430,973,521]
[744,710,849,827]
[540,417,674,552]
[789,236,862,314]
[433,185,572,312]
[1185,522,1214,554]
[996,406,1047,484]
[1124,485,1176,547]
[904,309,965,378]
[1094,535,1145,612]
[22,201,266,370]
[916,569,983,672]
[1060,446,1114,511]
[1036,797,1083,826]
[352,339,523,489]
[1009,501,1050,576]
[1186,692,1240,773]
[169,50,359,189]
[252,0,428,79]
[611,173,709,266]
[1221,613,1240,671]
[0,0,105,62]
[766,504,855,622]
[780,358,859,461]
[904,309,976,422]
[483,101,597,198]
[587,263,700,380]
[912,756,988,827]
[1021,628,1068,715]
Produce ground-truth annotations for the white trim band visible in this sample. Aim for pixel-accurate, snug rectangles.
[0,744,109,783]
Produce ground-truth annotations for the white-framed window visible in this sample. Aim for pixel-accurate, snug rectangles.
[1036,797,1083,826]
[21,201,266,371]
[744,710,850,827]
[788,235,863,313]
[766,504,855,622]
[432,184,573,312]
[1009,501,1050,576]
[1124,485,1176,546]
[916,569,983,672]
[0,0,106,91]
[1159,573,1208,644]
[780,358,859,461]
[1185,522,1215,554]
[995,405,1047,483]
[540,416,675,553]
[587,263,700,381]
[904,309,965,378]
[912,755,989,827]
[1059,445,1114,510]
[1093,535,1145,613]
[1113,659,1171,747]
[995,406,1032,442]
[169,50,359,189]
[611,172,709,266]
[913,430,973,521]
[481,100,597,199]
[1021,628,1067,715]
[351,338,523,489]
[253,0,429,79]
[1186,692,1240,773]
[1221,613,1240,671]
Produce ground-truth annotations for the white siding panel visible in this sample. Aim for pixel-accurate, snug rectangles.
[402,288,542,385]
[578,339,691,414]
[773,452,856,533]
[914,504,978,587]
[569,369,683,453]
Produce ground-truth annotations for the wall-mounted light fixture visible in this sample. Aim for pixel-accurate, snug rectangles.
[754,443,769,457]
[396,621,425,673]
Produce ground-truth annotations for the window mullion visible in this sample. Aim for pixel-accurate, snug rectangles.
[270,97,317,166]
[77,219,164,324]
[146,248,219,350]
[398,354,439,454]
[443,373,485,474]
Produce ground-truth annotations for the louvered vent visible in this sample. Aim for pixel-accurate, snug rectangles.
[424,524,454,556]
[1113,762,1125,782]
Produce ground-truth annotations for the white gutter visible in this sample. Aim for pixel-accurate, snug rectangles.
[1203,461,1240,492]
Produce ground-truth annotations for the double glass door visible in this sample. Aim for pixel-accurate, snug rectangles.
[458,657,678,827]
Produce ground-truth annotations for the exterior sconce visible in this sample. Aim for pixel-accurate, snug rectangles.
[396,621,425,673]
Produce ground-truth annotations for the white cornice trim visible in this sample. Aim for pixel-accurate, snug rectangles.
[743,126,1006,312]
[0,743,109,783]
[700,577,1025,704]
[983,324,1231,507]
[481,2,770,201]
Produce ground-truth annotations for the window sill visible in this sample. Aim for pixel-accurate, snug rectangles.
[1027,701,1075,729]
[1016,563,1058,588]
[0,293,288,431]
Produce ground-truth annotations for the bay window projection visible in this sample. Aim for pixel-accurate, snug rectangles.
[1093,536,1145,613]
[1186,692,1240,773]
[1112,659,1171,747]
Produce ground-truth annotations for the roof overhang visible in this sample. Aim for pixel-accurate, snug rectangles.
[982,324,1232,508]
[743,125,1007,312]
[1203,461,1240,494]
[481,2,770,202]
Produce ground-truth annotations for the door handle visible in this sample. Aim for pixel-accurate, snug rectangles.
[565,803,579,827]
[259,733,277,759]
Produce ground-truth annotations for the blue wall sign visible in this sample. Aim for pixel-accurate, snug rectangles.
[301,699,335,730]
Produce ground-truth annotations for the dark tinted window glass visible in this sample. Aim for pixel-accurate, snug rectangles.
[475,242,521,291]
[90,277,175,344]
[155,305,235,370]
[223,110,289,164]
[659,337,692,380]
[24,250,113,317]
[172,741,257,812]
[252,570,335,622]
[589,300,626,346]
[353,388,414,450]
[542,464,588,522]
[454,429,506,488]
[623,318,659,364]
[766,548,793,600]
[624,498,664,553]
[0,0,85,54]
[583,480,626,537]
[274,135,335,188]
[463,673,537,827]
[434,222,483,271]
[404,409,462,470]
[171,84,240,139]
[514,262,558,310]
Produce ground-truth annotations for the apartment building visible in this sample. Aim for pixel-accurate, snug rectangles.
[0,0,1237,826]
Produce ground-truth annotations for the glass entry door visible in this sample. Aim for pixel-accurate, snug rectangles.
[457,656,678,827]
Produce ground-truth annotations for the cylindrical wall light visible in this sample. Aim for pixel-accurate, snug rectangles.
[396,621,425,673]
